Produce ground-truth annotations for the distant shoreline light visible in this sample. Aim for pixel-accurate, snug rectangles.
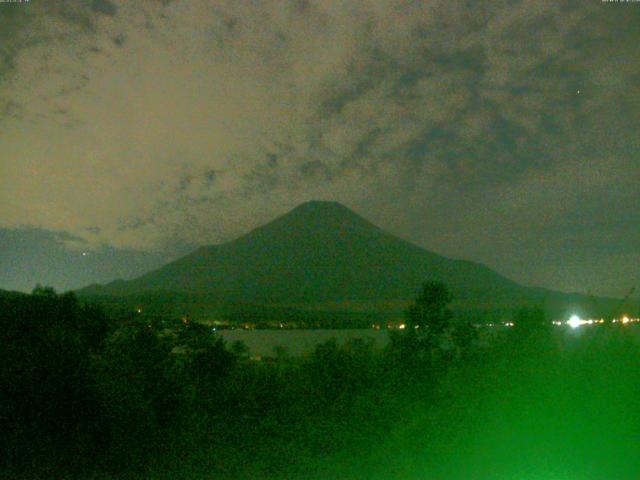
[567,315,585,329]
[564,314,637,329]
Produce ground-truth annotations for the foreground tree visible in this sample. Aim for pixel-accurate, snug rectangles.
[0,289,109,473]
[390,281,451,364]
[391,281,477,366]
[406,281,453,334]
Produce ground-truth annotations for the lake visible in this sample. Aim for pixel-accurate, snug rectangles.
[217,328,390,356]
[217,323,640,357]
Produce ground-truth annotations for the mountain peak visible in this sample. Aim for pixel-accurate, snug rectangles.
[289,200,355,216]
[273,200,378,234]
[218,200,382,252]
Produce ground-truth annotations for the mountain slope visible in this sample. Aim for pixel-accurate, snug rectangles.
[80,201,521,305]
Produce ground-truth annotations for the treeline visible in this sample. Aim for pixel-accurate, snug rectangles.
[1,283,546,479]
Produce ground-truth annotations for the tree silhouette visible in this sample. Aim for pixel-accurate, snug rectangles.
[231,339,250,358]
[32,283,57,297]
[392,281,478,365]
[406,281,453,335]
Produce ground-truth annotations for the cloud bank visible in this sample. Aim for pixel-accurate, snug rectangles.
[0,0,638,296]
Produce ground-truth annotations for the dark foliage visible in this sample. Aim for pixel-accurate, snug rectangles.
[1,286,459,478]
[7,283,629,479]
[406,281,453,334]
[391,281,477,368]
[0,287,108,473]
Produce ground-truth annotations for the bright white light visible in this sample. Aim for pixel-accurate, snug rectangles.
[567,315,584,329]
[622,316,630,325]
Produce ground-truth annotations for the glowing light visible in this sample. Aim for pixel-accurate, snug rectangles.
[398,324,406,330]
[622,316,630,325]
[82,252,87,256]
[567,315,584,329]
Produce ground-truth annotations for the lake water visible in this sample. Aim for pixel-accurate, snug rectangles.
[217,324,640,357]
[217,328,390,356]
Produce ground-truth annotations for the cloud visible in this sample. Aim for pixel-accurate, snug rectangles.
[0,0,638,295]
[91,0,118,17]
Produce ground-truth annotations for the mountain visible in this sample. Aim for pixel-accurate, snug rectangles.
[78,201,627,320]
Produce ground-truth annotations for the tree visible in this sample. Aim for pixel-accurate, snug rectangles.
[92,324,172,469]
[308,337,377,403]
[406,281,453,335]
[0,289,108,472]
[231,340,250,358]
[32,284,57,297]
[392,281,479,364]
[389,281,456,366]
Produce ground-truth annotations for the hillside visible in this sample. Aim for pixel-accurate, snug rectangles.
[80,202,518,299]
[78,201,628,320]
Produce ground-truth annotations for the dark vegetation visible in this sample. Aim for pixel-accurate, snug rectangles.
[1,283,639,479]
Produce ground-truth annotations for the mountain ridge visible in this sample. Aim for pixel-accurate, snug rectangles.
[80,201,517,300]
[77,201,631,319]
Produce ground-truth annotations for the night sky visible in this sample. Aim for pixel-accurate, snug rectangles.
[0,0,638,297]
